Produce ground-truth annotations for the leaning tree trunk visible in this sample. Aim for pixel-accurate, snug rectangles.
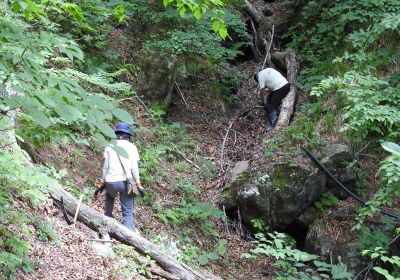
[244,0,273,62]
[275,48,299,129]
[0,86,219,280]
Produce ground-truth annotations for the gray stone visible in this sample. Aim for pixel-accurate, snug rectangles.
[137,55,177,109]
[320,144,352,169]
[271,52,287,71]
[304,220,333,261]
[320,144,359,198]
[237,163,326,229]
[331,242,366,275]
[90,233,115,258]
[296,206,320,229]
[231,161,249,182]
[220,161,251,213]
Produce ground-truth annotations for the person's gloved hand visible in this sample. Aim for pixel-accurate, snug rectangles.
[94,179,106,197]
[136,182,145,197]
[138,187,145,197]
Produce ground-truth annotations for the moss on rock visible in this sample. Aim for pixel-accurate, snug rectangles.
[271,164,308,193]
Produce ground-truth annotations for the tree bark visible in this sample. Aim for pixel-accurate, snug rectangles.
[276,48,299,129]
[244,0,263,24]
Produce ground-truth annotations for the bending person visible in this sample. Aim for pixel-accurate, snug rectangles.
[254,68,290,128]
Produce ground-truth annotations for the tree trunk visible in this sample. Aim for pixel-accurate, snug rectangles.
[244,0,263,24]
[276,48,299,129]
[47,185,219,280]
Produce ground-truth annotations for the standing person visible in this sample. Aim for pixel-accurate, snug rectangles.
[254,68,290,128]
[95,122,144,231]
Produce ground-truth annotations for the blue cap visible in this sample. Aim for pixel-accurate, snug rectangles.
[115,123,132,136]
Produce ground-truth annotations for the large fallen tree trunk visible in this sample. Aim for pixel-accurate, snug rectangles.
[275,48,299,129]
[48,187,215,280]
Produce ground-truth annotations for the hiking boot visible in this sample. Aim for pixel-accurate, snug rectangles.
[269,110,278,128]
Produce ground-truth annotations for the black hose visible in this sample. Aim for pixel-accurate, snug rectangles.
[302,147,400,220]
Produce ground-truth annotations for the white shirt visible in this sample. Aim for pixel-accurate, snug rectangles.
[102,140,140,183]
[257,68,288,91]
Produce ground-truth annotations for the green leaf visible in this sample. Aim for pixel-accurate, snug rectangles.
[212,20,220,33]
[94,133,108,147]
[373,267,395,280]
[95,123,115,138]
[54,105,74,122]
[113,108,133,124]
[112,144,129,159]
[331,264,352,279]
[382,142,400,157]
[207,251,219,260]
[28,108,51,128]
[218,25,228,39]
[198,255,209,265]
[48,77,58,87]
[114,4,125,22]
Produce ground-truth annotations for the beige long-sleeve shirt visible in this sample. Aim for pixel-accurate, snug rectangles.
[102,140,140,183]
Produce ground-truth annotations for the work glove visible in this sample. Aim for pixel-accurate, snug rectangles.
[138,187,145,197]
[136,182,145,197]
[94,179,106,197]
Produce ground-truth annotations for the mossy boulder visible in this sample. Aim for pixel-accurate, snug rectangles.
[238,163,326,229]
[220,161,251,214]
[137,54,177,110]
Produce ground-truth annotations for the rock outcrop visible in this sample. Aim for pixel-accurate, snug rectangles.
[320,144,359,199]
[137,55,177,109]
[221,162,326,229]
[220,144,360,231]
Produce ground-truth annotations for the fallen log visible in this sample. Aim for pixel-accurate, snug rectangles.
[276,48,299,129]
[48,186,219,280]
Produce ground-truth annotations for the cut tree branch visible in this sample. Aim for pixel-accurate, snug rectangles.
[171,143,201,171]
[262,25,275,69]
[174,82,189,108]
[249,18,262,59]
[220,120,234,171]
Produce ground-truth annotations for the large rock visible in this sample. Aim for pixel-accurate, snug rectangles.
[137,55,177,109]
[295,206,320,229]
[320,144,359,199]
[305,216,368,276]
[304,219,333,261]
[331,242,366,276]
[237,163,326,229]
[271,52,287,71]
[220,161,251,215]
